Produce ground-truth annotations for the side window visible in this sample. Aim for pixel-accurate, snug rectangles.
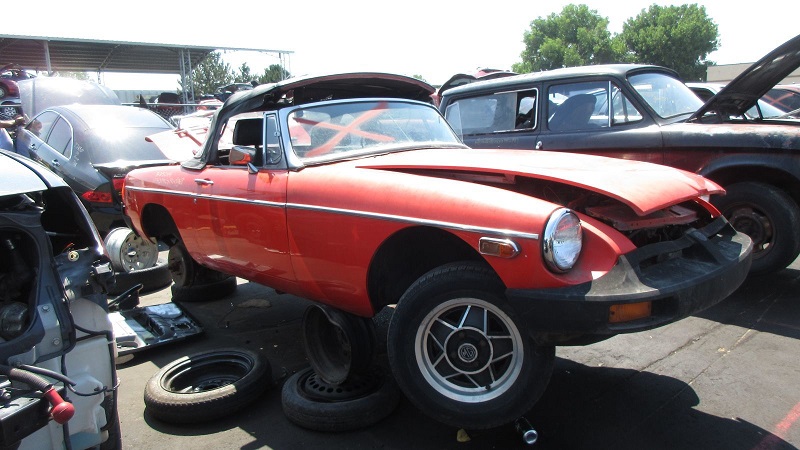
[610,85,643,125]
[46,118,73,157]
[547,81,610,131]
[444,89,538,136]
[28,111,59,138]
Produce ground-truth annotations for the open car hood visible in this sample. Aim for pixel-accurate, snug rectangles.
[361,149,723,216]
[690,33,800,120]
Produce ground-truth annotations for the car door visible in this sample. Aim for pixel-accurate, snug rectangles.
[193,113,294,287]
[17,110,58,160]
[21,111,76,176]
[537,80,664,165]
[443,87,542,150]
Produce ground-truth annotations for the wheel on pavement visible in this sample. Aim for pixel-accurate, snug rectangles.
[712,182,800,274]
[143,348,272,424]
[387,261,555,430]
[168,243,236,301]
[281,366,400,432]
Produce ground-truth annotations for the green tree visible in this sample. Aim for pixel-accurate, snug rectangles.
[190,52,233,96]
[513,4,624,73]
[234,63,254,83]
[620,4,718,80]
[255,64,291,84]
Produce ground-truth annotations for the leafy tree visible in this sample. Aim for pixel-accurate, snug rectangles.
[234,63,254,83]
[255,64,291,84]
[190,52,233,96]
[412,74,427,82]
[513,4,624,73]
[620,4,718,80]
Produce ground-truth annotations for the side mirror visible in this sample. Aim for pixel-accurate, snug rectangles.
[229,145,256,165]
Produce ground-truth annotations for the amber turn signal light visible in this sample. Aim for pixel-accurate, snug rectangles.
[608,302,652,323]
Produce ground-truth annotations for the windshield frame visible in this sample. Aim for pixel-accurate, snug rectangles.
[280,98,465,167]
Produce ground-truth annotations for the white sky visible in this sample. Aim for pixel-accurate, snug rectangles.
[4,0,797,90]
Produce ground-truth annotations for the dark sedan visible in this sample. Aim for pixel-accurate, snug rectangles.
[438,33,800,275]
[14,104,187,236]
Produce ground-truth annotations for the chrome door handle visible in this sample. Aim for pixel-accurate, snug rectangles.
[194,178,214,186]
[535,141,543,150]
[51,160,60,167]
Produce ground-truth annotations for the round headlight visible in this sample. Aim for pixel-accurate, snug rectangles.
[542,208,582,272]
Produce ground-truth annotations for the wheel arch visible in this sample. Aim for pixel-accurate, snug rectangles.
[138,203,182,246]
[366,226,489,312]
[701,160,800,205]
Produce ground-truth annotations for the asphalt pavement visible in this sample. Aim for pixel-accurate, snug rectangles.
[114,258,800,450]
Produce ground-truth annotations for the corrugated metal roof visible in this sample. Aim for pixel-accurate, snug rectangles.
[0,34,292,74]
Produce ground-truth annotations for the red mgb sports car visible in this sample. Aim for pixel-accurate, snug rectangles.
[123,73,752,429]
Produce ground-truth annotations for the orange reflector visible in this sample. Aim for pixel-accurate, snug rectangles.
[479,238,519,259]
[608,302,652,323]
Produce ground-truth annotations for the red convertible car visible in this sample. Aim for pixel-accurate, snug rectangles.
[123,73,752,430]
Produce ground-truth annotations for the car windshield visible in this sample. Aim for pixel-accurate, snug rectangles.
[629,72,703,119]
[288,100,462,162]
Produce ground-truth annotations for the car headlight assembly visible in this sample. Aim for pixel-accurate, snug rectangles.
[542,208,582,272]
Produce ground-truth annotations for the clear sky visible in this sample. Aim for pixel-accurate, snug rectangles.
[4,0,797,90]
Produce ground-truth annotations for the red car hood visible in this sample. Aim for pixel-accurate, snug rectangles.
[358,148,723,216]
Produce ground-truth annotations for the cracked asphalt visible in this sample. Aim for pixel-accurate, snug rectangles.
[115,258,800,450]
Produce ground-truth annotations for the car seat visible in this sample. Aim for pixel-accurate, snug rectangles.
[548,94,596,131]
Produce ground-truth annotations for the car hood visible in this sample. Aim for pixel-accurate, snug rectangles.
[0,150,67,196]
[690,33,800,120]
[358,149,723,216]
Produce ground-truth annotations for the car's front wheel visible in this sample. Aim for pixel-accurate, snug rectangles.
[387,262,554,430]
[713,182,800,274]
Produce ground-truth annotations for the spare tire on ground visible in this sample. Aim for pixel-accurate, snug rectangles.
[281,365,401,432]
[144,348,272,424]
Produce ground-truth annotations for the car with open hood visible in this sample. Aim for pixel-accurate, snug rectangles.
[122,72,752,430]
[438,33,800,275]
[0,149,119,449]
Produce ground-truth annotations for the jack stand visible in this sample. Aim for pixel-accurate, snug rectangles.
[514,416,538,445]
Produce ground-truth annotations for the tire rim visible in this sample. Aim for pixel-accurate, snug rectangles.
[724,204,773,259]
[415,297,524,403]
[167,245,190,286]
[296,367,381,402]
[161,351,255,394]
[104,228,158,272]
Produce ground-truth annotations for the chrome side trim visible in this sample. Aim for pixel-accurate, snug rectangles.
[125,186,539,240]
[288,203,539,240]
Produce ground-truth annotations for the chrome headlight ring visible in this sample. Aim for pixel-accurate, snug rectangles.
[542,208,583,273]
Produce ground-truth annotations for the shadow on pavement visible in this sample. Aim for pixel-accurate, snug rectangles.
[696,268,800,341]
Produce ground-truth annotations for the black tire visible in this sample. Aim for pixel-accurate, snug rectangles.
[281,366,401,432]
[168,244,236,302]
[105,258,172,296]
[712,182,800,274]
[144,348,272,424]
[387,262,555,430]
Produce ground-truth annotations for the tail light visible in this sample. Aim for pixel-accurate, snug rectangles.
[112,176,125,197]
[81,190,113,204]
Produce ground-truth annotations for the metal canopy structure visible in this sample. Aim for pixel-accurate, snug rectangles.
[0,34,293,102]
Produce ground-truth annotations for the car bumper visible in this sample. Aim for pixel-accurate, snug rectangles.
[506,217,753,343]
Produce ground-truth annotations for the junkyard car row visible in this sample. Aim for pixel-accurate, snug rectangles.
[2,32,800,448]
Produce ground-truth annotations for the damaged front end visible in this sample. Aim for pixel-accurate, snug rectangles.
[507,178,753,346]
[0,155,118,449]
